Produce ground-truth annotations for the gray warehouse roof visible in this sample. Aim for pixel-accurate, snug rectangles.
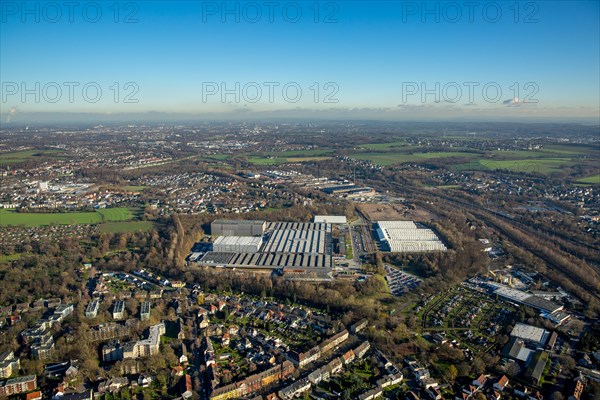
[212,219,266,225]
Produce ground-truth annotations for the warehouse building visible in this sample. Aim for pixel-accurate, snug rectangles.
[197,221,333,279]
[211,219,266,237]
[510,323,550,346]
[488,283,564,315]
[263,222,330,254]
[375,221,446,253]
[213,236,263,253]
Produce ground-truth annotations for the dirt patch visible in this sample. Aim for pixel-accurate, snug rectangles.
[358,203,408,221]
[358,203,438,222]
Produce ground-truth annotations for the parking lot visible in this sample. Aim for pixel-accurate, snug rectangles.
[384,265,422,296]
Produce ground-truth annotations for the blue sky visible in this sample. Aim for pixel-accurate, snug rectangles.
[1,0,599,121]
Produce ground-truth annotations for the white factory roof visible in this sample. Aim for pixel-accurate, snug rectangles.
[510,323,549,345]
[314,215,347,224]
[376,221,446,253]
[491,284,533,302]
[213,236,263,247]
[377,221,418,230]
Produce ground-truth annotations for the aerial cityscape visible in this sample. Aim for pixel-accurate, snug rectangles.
[0,2,599,400]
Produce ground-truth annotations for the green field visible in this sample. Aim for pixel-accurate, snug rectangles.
[0,253,25,263]
[274,149,333,157]
[436,185,461,189]
[99,221,154,233]
[247,156,332,165]
[544,144,598,155]
[352,151,478,166]
[361,141,409,150]
[97,208,134,221]
[247,157,288,165]
[202,154,231,160]
[0,207,134,227]
[478,158,577,174]
[577,174,600,184]
[491,148,591,159]
[122,185,147,192]
[0,149,62,165]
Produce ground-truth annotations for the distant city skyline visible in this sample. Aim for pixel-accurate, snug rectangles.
[1,1,599,123]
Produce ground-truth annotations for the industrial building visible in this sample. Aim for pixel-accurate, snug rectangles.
[487,283,564,315]
[263,222,330,254]
[375,221,446,253]
[211,219,266,237]
[201,252,332,270]
[213,236,263,253]
[510,323,549,346]
[314,215,347,225]
[321,184,374,197]
[196,221,333,279]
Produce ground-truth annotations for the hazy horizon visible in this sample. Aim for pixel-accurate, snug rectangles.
[2,1,599,123]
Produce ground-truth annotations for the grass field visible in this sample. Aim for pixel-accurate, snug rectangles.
[436,185,461,189]
[99,221,154,233]
[0,207,134,227]
[491,148,592,159]
[201,154,232,160]
[478,158,577,174]
[577,174,600,184]
[287,156,332,162]
[0,149,62,165]
[97,208,134,221]
[361,141,409,150]
[274,149,333,156]
[0,253,25,263]
[121,185,147,192]
[247,156,332,165]
[352,151,478,166]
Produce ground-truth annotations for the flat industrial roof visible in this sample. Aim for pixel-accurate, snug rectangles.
[314,215,347,224]
[511,323,549,345]
[212,219,265,225]
[213,236,263,247]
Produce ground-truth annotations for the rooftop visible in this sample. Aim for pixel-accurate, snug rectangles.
[510,323,549,345]
[212,219,265,225]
